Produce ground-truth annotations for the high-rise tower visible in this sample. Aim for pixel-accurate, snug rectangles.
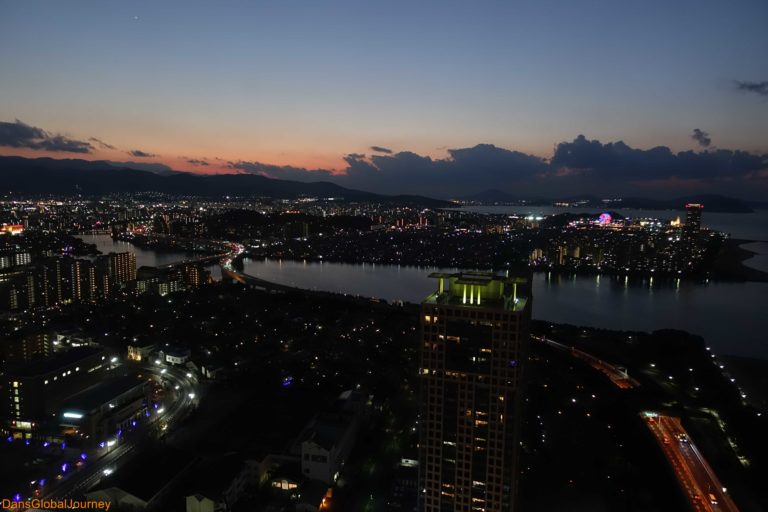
[419,271,531,511]
[683,203,703,239]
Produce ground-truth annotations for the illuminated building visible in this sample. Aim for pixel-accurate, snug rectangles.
[683,203,703,239]
[162,345,191,365]
[100,251,137,283]
[419,271,532,511]
[2,346,110,438]
[95,251,136,297]
[58,375,149,444]
[180,262,205,287]
[68,258,97,302]
[0,223,24,235]
[127,341,156,362]
[0,251,31,269]
[2,331,53,364]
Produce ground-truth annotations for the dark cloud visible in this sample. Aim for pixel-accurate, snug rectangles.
[127,149,156,158]
[370,145,393,154]
[691,128,711,148]
[88,137,116,150]
[0,119,93,153]
[335,144,550,197]
[187,159,210,166]
[735,80,768,97]
[551,134,767,182]
[227,160,334,182]
[219,138,767,198]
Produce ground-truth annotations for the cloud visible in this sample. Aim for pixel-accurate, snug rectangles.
[735,80,768,97]
[220,137,767,198]
[0,119,93,153]
[227,160,334,182]
[370,145,393,154]
[88,137,116,150]
[331,144,550,197]
[691,128,711,148]
[550,134,767,182]
[187,159,210,166]
[127,149,156,158]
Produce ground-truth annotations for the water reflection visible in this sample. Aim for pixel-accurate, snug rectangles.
[241,257,768,359]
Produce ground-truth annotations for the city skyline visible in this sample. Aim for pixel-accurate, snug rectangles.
[2,0,768,198]
[2,2,767,510]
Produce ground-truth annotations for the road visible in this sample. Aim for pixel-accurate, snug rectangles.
[642,413,740,512]
[532,335,640,389]
[32,362,197,502]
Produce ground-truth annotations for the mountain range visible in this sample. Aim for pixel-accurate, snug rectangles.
[0,156,452,207]
[0,156,760,213]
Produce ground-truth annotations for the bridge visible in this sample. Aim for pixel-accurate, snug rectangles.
[156,251,231,271]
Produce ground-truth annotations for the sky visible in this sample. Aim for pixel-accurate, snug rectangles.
[1,0,767,198]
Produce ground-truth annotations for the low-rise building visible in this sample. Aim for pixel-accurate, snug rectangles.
[163,346,191,365]
[291,390,369,484]
[58,375,149,445]
[127,341,156,362]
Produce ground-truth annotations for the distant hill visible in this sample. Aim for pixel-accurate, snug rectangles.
[461,188,754,213]
[0,156,451,207]
[609,195,753,213]
[462,189,520,202]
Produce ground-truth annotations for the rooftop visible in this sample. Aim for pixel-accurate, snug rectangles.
[423,271,530,311]
[60,374,146,414]
[7,346,105,378]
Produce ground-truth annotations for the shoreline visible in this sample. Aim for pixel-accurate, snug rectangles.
[244,243,768,284]
[711,238,768,283]
[223,264,768,364]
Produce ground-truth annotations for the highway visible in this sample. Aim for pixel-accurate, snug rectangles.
[32,362,198,502]
[642,413,740,512]
[532,335,640,389]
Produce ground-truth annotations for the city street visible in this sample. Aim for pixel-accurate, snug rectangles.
[642,413,739,512]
